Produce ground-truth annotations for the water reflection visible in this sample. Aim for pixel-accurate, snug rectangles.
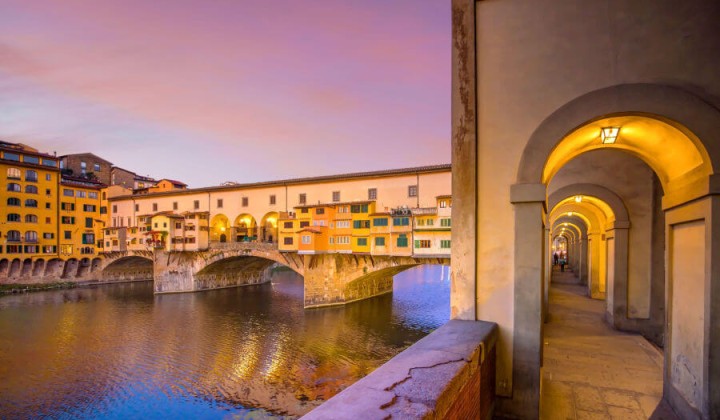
[0,265,449,418]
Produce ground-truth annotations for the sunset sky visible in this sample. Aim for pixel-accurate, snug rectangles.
[0,0,450,187]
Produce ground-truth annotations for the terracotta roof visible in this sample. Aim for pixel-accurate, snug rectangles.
[436,194,452,199]
[297,227,323,234]
[109,163,451,201]
[158,178,187,187]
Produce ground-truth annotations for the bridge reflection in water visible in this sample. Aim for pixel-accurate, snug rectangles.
[0,265,450,418]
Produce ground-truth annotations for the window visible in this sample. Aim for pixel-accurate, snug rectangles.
[299,193,306,205]
[337,206,349,213]
[372,218,388,227]
[42,159,57,167]
[217,199,223,208]
[152,203,158,211]
[94,163,101,171]
[353,220,370,229]
[24,155,39,164]
[415,239,431,249]
[175,222,182,229]
[7,230,21,242]
[242,197,249,207]
[301,208,308,213]
[300,221,310,228]
[336,220,350,228]
[408,185,418,197]
[6,168,20,179]
[63,189,74,197]
[368,188,377,200]
[102,192,106,200]
[301,235,311,244]
[43,233,54,239]
[45,217,51,224]
[43,245,57,253]
[441,240,451,249]
[112,205,117,213]
[83,204,96,212]
[284,237,293,245]
[85,218,93,228]
[7,214,20,222]
[351,204,369,213]
[194,200,200,209]
[25,214,38,223]
[7,197,20,206]
[439,200,448,208]
[60,245,72,255]
[3,152,19,161]
[270,195,276,205]
[61,216,75,224]
[45,203,51,209]
[100,206,107,214]
[283,222,293,229]
[25,185,38,194]
[82,233,95,244]
[45,189,51,196]
[427,219,434,226]
[163,222,167,228]
[393,217,410,226]
[7,183,21,192]
[61,203,75,211]
[89,192,98,199]
[25,199,38,208]
[397,234,409,247]
[329,237,334,244]
[173,202,178,210]
[80,161,87,174]
[440,218,451,227]
[76,191,86,198]
[25,170,38,182]
[375,237,385,246]
[25,231,38,242]
[45,174,51,182]
[357,238,367,246]
[417,218,425,226]
[332,191,340,202]
[316,208,325,215]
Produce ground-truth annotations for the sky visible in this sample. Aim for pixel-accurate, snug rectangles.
[0,0,450,187]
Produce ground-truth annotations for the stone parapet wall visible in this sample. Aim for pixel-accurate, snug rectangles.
[303,320,498,419]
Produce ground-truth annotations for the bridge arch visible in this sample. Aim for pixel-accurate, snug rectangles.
[102,255,154,282]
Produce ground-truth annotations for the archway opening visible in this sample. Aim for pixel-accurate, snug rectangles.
[210,214,230,245]
[260,212,279,243]
[233,214,257,243]
[102,256,154,282]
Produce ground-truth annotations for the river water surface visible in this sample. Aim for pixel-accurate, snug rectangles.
[0,265,450,419]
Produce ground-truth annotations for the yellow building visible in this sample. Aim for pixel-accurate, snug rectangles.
[350,201,374,254]
[278,217,300,252]
[0,142,60,260]
[58,176,104,259]
[411,196,451,257]
[369,211,391,256]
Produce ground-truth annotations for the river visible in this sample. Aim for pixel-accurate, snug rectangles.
[0,265,450,419]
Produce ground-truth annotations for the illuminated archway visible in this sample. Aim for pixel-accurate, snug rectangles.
[260,212,279,243]
[233,214,257,242]
[210,214,230,243]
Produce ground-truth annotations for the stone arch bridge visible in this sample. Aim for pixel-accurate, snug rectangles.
[99,243,449,308]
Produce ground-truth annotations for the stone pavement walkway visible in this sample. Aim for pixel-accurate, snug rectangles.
[541,268,679,419]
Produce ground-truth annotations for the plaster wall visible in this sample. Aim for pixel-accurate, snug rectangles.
[472,0,720,403]
[669,220,705,411]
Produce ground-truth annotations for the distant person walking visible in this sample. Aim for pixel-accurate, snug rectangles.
[560,257,566,272]
[553,252,559,266]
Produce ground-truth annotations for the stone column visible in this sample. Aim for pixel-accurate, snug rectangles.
[605,226,629,328]
[507,183,546,419]
[587,232,602,299]
[580,234,589,285]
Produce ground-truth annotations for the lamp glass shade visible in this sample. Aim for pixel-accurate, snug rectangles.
[601,126,620,144]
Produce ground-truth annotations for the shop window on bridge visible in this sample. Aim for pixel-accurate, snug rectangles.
[25,231,38,242]
[25,185,38,194]
[85,218,93,228]
[393,217,410,226]
[414,239,431,249]
[43,246,57,254]
[301,235,311,244]
[440,218,451,227]
[80,247,94,255]
[3,152,20,161]
[24,245,38,253]
[284,237,293,245]
[25,170,38,182]
[417,218,425,226]
[7,245,21,253]
[351,204,368,213]
[7,167,21,179]
[89,191,98,199]
[283,221,293,229]
[25,199,38,208]
[43,233,54,239]
[300,221,310,228]
[7,230,21,242]
[63,189,74,197]
[440,240,451,249]
[77,191,86,198]
[25,214,38,223]
[23,155,39,165]
[83,204,96,212]
[375,237,385,246]
[100,206,107,214]
[427,219,434,226]
[7,213,21,222]
[82,233,95,245]
[316,208,325,215]
[7,183,21,192]
[61,202,75,211]
[7,197,20,206]
[353,220,370,229]
[397,234,408,247]
[357,238,368,246]
[373,218,388,226]
[62,216,75,225]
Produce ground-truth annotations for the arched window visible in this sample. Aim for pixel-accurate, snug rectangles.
[7,230,21,242]
[7,168,21,179]
[25,214,38,223]
[7,183,21,192]
[7,213,21,222]
[7,197,20,206]
[25,170,38,182]
[25,231,38,242]
[25,185,38,194]
[25,199,38,208]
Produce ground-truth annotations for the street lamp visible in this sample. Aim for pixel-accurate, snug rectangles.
[601,126,620,144]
